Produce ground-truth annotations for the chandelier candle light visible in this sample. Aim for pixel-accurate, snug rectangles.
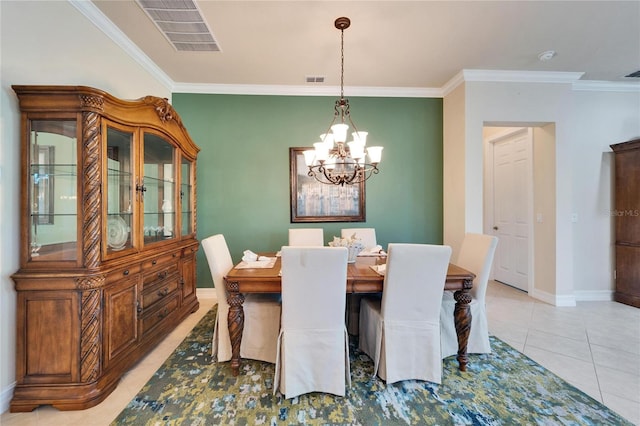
[305,17,383,186]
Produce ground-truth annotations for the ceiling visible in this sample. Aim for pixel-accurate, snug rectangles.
[91,1,640,93]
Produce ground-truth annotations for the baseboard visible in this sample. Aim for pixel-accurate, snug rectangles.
[196,287,217,300]
[531,287,614,305]
[0,381,15,415]
[530,288,577,307]
[574,290,614,302]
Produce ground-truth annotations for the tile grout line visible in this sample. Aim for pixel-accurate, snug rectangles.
[583,309,605,403]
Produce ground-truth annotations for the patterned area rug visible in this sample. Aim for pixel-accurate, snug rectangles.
[112,307,631,425]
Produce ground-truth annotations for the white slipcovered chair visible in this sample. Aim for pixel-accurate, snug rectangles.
[288,228,324,246]
[359,243,452,384]
[440,233,498,359]
[274,246,350,398]
[201,234,281,364]
[341,228,377,249]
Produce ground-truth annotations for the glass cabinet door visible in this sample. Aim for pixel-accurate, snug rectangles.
[180,156,193,236]
[105,126,134,253]
[28,120,78,262]
[142,133,176,245]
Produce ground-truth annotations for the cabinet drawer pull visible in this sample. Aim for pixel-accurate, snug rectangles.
[172,253,177,258]
[157,271,168,279]
[152,259,157,265]
[123,269,129,276]
[157,287,169,297]
[158,308,169,319]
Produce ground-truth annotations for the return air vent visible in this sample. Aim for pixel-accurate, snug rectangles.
[624,70,640,78]
[306,76,325,83]
[136,0,220,52]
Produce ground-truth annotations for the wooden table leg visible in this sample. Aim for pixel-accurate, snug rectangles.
[453,280,473,371]
[226,280,245,376]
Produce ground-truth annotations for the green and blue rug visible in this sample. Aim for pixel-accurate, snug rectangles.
[112,307,631,425]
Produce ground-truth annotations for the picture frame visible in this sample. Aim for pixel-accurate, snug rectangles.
[289,147,365,223]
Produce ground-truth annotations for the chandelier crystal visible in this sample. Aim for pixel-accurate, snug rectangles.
[305,17,383,186]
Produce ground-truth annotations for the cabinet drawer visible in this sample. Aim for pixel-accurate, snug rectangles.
[182,245,199,257]
[142,252,180,272]
[143,265,178,288]
[142,276,179,310]
[105,264,141,284]
[141,294,179,336]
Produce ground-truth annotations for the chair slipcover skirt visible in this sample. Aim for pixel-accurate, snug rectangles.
[275,329,350,398]
[202,234,281,364]
[213,293,281,363]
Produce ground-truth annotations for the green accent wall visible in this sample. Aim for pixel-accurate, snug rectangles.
[172,94,443,287]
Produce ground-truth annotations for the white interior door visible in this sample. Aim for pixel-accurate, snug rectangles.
[491,129,532,292]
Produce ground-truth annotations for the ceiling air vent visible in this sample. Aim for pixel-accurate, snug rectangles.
[306,76,325,83]
[624,70,640,78]
[136,0,220,52]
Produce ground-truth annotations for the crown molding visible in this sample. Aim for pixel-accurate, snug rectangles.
[172,83,441,98]
[441,70,640,95]
[573,80,640,92]
[441,71,466,96]
[461,69,585,83]
[180,73,639,97]
[441,69,586,96]
[68,0,174,91]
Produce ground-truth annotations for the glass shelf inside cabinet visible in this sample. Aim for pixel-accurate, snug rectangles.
[143,132,176,245]
[142,175,176,243]
[180,157,193,236]
[106,126,134,253]
[29,120,78,262]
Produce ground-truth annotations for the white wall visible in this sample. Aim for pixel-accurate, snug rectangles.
[445,80,640,305]
[570,90,640,299]
[532,124,557,296]
[442,83,466,256]
[0,1,170,412]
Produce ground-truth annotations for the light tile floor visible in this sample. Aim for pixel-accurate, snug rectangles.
[486,281,640,425]
[2,282,639,425]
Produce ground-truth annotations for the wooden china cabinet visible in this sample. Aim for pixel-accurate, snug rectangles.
[10,86,200,412]
[610,138,640,308]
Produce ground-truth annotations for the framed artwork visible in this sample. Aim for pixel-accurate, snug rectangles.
[289,147,365,223]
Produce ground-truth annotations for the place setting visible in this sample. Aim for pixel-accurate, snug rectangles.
[234,249,277,269]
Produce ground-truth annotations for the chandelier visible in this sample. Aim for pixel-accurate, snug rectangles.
[304,17,383,186]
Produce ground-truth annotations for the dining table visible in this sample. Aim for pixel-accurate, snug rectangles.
[224,253,476,376]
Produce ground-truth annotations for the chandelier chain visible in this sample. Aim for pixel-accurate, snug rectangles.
[340,27,345,100]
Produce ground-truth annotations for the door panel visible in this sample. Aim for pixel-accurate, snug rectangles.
[103,277,139,368]
[492,129,531,291]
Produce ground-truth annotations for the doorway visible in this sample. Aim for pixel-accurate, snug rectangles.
[486,128,532,292]
[483,124,557,297]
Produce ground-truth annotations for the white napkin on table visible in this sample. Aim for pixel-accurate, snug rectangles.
[370,264,386,276]
[242,250,270,262]
[358,245,386,256]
